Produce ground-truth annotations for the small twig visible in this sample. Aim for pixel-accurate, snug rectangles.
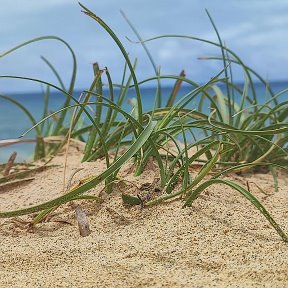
[0,165,55,185]
[65,168,84,192]
[8,217,31,230]
[246,181,250,192]
[65,168,91,237]
[3,152,17,176]
[0,177,34,191]
[106,207,130,225]
[62,92,86,191]
[249,181,274,196]
[0,138,36,147]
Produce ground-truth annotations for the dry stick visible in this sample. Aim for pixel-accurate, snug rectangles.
[0,177,34,191]
[65,168,91,237]
[60,93,91,236]
[0,138,36,147]
[65,168,84,191]
[62,92,85,192]
[62,129,72,192]
[58,93,91,236]
[35,104,80,223]
[3,152,17,176]
[0,165,55,185]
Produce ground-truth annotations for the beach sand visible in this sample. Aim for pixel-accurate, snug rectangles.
[0,146,288,287]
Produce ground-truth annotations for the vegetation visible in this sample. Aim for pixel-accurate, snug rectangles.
[0,3,287,241]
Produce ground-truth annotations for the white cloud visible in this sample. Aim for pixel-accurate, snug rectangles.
[1,0,288,92]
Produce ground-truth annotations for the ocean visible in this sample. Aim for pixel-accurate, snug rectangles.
[1,81,288,163]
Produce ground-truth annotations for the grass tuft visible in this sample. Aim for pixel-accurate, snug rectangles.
[0,3,287,242]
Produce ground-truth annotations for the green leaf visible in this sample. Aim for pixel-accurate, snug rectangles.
[122,194,142,205]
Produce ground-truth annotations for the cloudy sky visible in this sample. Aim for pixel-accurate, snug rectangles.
[0,0,288,93]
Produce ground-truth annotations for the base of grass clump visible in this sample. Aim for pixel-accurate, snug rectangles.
[0,146,288,287]
[0,138,287,243]
[1,3,288,286]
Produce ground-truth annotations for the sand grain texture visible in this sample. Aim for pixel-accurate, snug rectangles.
[0,148,288,287]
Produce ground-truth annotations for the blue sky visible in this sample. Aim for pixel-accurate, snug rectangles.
[1,0,288,93]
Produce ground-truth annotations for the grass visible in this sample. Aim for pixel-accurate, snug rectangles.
[0,3,287,242]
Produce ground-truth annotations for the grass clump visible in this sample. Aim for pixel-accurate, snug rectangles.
[0,3,287,242]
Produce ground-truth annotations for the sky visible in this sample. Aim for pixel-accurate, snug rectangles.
[1,0,288,93]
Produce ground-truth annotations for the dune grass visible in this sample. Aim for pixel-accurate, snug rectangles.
[0,3,287,242]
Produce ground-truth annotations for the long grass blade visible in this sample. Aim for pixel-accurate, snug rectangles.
[183,178,288,242]
[79,3,143,124]
[0,118,157,217]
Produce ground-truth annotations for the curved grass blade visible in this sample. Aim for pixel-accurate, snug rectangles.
[183,178,288,242]
[82,67,106,161]
[0,35,77,134]
[0,75,113,167]
[165,140,220,193]
[205,10,232,123]
[131,34,262,104]
[166,70,186,107]
[186,141,222,191]
[0,94,40,135]
[80,2,143,124]
[0,76,96,137]
[121,10,162,109]
[136,74,199,88]
[41,56,66,91]
[199,56,277,106]
[0,118,157,218]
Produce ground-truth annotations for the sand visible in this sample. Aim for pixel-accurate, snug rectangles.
[0,146,288,288]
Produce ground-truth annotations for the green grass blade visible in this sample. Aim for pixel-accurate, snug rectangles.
[187,141,222,190]
[80,3,143,124]
[166,70,186,107]
[0,118,157,218]
[121,10,162,109]
[0,94,40,135]
[82,66,105,161]
[41,56,66,91]
[205,10,232,123]
[183,178,288,242]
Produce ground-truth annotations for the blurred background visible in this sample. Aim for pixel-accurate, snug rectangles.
[1,0,288,162]
[1,0,288,92]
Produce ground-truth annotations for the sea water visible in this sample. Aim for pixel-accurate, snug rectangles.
[0,81,287,163]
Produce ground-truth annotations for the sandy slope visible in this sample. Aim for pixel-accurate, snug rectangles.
[0,147,287,287]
